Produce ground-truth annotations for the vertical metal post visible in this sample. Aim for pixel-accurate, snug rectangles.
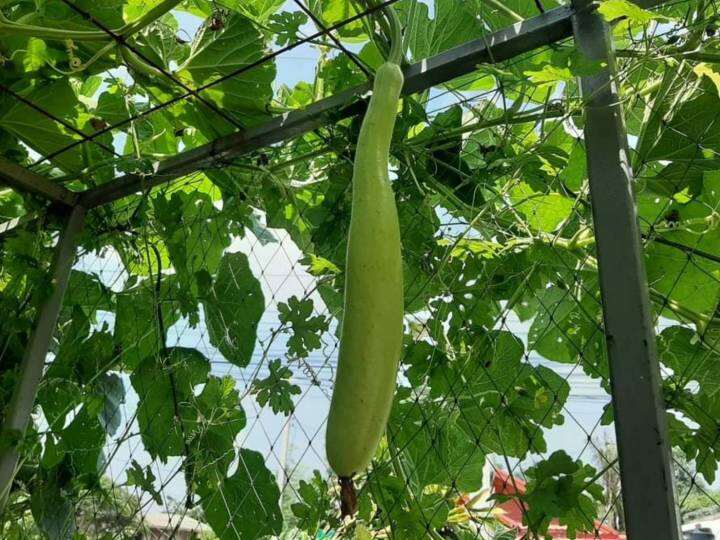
[571,2,680,538]
[0,205,86,508]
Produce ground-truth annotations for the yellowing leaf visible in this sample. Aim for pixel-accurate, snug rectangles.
[355,523,373,540]
[598,0,667,24]
[444,238,502,260]
[511,182,575,232]
[694,63,720,96]
[524,65,573,85]
[302,253,341,276]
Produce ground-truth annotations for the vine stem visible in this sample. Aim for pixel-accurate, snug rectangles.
[385,5,403,66]
[0,12,112,41]
[0,0,182,41]
[238,277,329,400]
[482,0,524,22]
[147,242,194,509]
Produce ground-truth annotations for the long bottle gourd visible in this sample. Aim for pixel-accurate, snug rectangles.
[325,60,405,483]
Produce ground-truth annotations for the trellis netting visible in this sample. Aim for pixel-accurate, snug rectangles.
[1,0,720,538]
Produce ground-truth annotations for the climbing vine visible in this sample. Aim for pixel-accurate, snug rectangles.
[1,0,720,538]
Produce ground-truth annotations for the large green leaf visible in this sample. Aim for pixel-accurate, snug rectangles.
[389,390,487,493]
[130,347,210,460]
[0,79,83,171]
[199,448,283,539]
[63,270,114,319]
[646,242,720,319]
[307,0,365,41]
[202,252,265,368]
[154,190,232,296]
[94,84,133,126]
[114,276,181,370]
[454,331,569,457]
[187,375,246,475]
[511,182,574,232]
[511,451,603,538]
[528,287,578,363]
[399,0,485,61]
[647,84,720,163]
[31,479,75,540]
[59,405,107,478]
[180,13,276,125]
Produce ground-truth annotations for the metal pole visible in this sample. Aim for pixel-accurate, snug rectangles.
[0,158,77,206]
[571,1,680,537]
[0,205,86,510]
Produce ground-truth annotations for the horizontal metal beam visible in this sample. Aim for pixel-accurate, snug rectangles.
[0,158,77,206]
[79,6,574,208]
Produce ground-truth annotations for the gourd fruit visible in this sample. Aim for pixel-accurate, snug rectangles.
[325,8,405,513]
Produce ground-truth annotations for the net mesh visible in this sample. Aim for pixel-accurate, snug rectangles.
[1,0,719,538]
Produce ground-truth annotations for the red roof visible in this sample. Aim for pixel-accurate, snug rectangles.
[491,471,625,540]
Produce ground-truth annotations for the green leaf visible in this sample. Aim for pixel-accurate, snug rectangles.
[94,84,132,126]
[268,11,308,46]
[402,340,454,398]
[94,373,125,436]
[389,392,487,492]
[528,287,577,363]
[525,64,573,85]
[647,88,720,162]
[180,13,276,125]
[31,480,75,540]
[560,142,587,191]
[277,296,329,358]
[131,347,210,460]
[123,0,165,21]
[646,242,720,319]
[0,79,83,171]
[202,252,265,368]
[226,0,285,21]
[154,190,231,295]
[64,270,114,318]
[114,277,180,370]
[19,37,51,72]
[199,448,283,540]
[694,63,720,97]
[511,182,574,232]
[187,375,246,475]
[78,75,103,99]
[60,406,107,479]
[399,0,484,62]
[301,254,340,276]
[290,470,336,534]
[251,358,301,415]
[307,0,364,41]
[512,451,603,538]
[451,331,569,457]
[659,326,720,396]
[126,460,162,505]
[661,325,720,484]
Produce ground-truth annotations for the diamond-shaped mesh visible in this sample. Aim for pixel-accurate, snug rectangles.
[1,0,718,538]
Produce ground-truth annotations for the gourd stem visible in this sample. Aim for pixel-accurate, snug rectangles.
[385,6,403,66]
[339,476,358,517]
